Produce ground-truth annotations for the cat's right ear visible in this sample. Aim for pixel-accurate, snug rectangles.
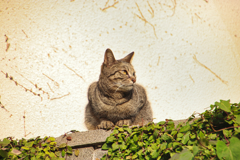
[104,48,116,67]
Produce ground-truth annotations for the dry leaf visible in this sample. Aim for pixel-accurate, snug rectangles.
[74,149,80,157]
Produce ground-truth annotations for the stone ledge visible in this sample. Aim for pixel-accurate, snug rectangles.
[55,119,193,147]
[56,129,112,148]
[55,119,194,160]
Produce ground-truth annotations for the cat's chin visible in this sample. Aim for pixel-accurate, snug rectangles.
[121,85,134,92]
[111,84,133,93]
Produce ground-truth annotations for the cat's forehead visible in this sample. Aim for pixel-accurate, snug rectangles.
[113,61,134,71]
[102,61,135,75]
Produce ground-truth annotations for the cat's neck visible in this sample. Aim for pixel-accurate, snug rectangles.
[111,91,132,102]
[97,82,132,105]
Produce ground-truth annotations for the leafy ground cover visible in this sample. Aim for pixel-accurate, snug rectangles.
[101,100,240,160]
[0,136,72,160]
[1,100,239,160]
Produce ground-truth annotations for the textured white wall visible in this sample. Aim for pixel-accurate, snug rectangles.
[0,0,240,139]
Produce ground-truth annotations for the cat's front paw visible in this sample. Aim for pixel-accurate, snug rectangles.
[116,119,132,127]
[97,120,114,129]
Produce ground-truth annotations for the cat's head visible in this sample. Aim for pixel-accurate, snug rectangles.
[99,48,136,93]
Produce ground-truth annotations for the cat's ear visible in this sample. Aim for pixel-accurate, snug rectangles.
[104,48,116,66]
[120,52,134,63]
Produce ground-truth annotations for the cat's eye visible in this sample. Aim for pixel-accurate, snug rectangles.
[122,70,128,75]
[133,72,135,76]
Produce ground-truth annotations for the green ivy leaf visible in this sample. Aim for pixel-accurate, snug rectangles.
[112,129,119,135]
[0,138,10,147]
[124,128,132,134]
[234,115,240,125]
[151,143,158,150]
[177,133,184,138]
[118,128,124,132]
[208,133,217,139]
[102,143,111,150]
[153,130,159,138]
[25,141,34,148]
[234,127,240,133]
[67,146,72,152]
[192,146,199,156]
[179,124,190,133]
[55,151,60,157]
[132,154,138,159]
[151,150,159,158]
[229,137,240,157]
[50,142,57,146]
[160,142,167,150]
[66,150,72,155]
[158,121,166,125]
[133,134,138,142]
[216,137,240,160]
[223,129,232,138]
[166,121,175,130]
[31,156,38,160]
[120,143,127,150]
[148,135,154,142]
[182,132,190,144]
[49,152,56,158]
[30,147,36,153]
[216,140,229,159]
[21,146,30,150]
[198,131,204,139]
[106,136,116,143]
[112,142,119,151]
[173,142,180,148]
[61,150,65,157]
[58,143,67,149]
[43,136,48,141]
[48,137,56,142]
[161,133,171,141]
[215,100,231,112]
[179,149,194,160]
[129,144,138,152]
[138,141,144,147]
[0,150,8,158]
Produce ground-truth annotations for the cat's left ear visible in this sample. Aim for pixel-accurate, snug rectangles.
[120,52,134,63]
[104,48,116,67]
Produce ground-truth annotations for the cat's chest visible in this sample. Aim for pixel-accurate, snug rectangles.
[96,90,144,112]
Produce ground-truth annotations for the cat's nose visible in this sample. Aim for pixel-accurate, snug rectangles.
[131,77,136,83]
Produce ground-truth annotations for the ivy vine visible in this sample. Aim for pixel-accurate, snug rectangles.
[0,136,72,160]
[101,100,240,160]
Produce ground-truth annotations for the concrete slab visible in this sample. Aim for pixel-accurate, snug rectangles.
[56,129,112,148]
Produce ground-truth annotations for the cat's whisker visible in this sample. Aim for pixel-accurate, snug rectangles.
[133,84,139,103]
[114,85,122,94]
[109,83,121,87]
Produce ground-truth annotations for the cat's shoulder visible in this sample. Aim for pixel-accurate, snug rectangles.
[89,82,98,89]
[134,83,147,93]
[88,82,98,93]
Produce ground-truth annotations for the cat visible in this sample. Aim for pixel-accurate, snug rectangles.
[84,48,153,130]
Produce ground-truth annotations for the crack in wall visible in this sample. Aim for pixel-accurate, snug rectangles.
[193,55,228,85]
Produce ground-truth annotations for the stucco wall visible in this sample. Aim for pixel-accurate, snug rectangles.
[0,0,239,139]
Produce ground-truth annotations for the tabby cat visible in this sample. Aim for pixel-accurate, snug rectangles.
[84,48,153,130]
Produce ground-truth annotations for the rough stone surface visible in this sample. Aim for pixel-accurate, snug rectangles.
[65,147,94,160]
[56,129,112,147]
[93,148,108,160]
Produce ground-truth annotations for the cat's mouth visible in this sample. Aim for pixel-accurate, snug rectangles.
[120,84,134,90]
[111,83,133,93]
